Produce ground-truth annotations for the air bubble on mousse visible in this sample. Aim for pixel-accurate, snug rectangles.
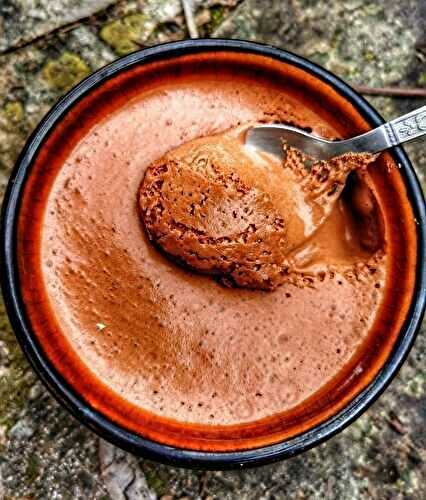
[235,400,255,420]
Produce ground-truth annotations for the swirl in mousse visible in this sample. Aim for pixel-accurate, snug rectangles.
[17,52,417,451]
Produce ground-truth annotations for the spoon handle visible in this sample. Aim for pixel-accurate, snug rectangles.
[386,105,426,145]
[343,105,426,154]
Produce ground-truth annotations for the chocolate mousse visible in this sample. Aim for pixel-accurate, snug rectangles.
[139,131,378,289]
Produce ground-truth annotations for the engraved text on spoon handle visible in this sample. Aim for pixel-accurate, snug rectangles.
[387,105,426,145]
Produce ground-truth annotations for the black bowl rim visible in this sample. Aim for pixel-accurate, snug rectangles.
[1,39,425,470]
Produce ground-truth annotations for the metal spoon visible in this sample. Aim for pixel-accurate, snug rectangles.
[245,105,426,160]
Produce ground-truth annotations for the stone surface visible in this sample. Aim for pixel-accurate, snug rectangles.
[99,440,156,499]
[1,381,107,498]
[0,0,117,53]
[215,0,424,87]
[0,0,425,498]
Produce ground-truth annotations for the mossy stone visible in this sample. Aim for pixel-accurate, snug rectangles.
[100,14,147,56]
[42,52,90,91]
[0,299,35,431]
[4,101,24,123]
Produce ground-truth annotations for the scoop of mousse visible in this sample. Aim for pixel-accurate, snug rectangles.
[138,130,377,290]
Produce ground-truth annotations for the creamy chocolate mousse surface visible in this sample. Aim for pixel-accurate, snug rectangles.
[39,80,385,425]
[18,54,416,438]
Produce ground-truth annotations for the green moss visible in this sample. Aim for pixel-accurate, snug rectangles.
[0,299,35,430]
[26,454,41,482]
[207,5,225,32]
[418,72,426,86]
[4,101,24,123]
[141,464,168,496]
[42,52,90,91]
[211,5,225,24]
[405,373,425,399]
[100,14,147,56]
[363,51,376,62]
